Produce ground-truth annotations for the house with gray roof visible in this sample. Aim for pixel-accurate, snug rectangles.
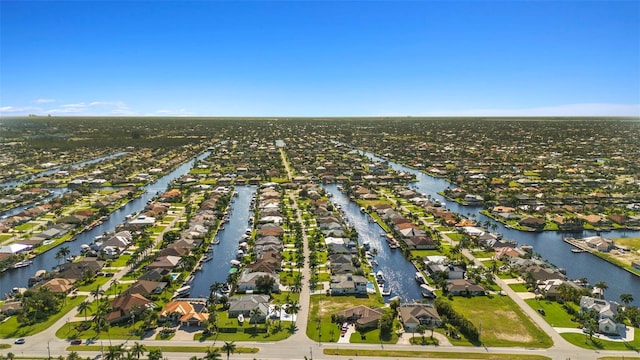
[228,294,270,323]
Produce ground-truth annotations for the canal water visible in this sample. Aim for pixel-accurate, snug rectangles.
[362,151,640,306]
[0,151,128,188]
[0,151,210,297]
[0,188,70,218]
[324,184,423,303]
[189,186,257,298]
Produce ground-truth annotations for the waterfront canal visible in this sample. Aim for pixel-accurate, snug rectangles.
[0,151,128,188]
[190,186,257,298]
[324,184,423,303]
[0,151,210,297]
[362,151,640,306]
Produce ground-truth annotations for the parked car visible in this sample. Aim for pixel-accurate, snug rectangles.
[537,308,546,315]
[14,338,25,344]
[70,339,82,345]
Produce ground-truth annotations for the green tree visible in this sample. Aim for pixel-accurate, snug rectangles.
[147,349,162,360]
[66,351,81,360]
[287,301,301,327]
[221,341,236,360]
[77,300,91,322]
[620,293,634,306]
[204,348,222,360]
[131,342,146,359]
[255,275,276,294]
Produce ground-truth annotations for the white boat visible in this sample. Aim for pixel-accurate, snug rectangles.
[173,285,191,298]
[230,259,241,267]
[420,284,437,299]
[415,272,426,284]
[13,260,33,269]
[381,284,391,296]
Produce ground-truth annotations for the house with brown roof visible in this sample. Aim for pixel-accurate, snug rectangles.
[106,293,154,323]
[123,280,167,296]
[57,259,105,280]
[518,216,546,229]
[398,304,441,332]
[336,305,384,329]
[38,278,76,293]
[445,279,485,296]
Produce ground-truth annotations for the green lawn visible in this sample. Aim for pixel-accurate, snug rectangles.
[524,299,580,328]
[445,294,552,348]
[107,254,131,267]
[0,295,86,338]
[472,250,495,259]
[348,325,400,344]
[411,249,446,258]
[13,222,39,231]
[75,276,111,291]
[508,283,530,292]
[561,327,640,351]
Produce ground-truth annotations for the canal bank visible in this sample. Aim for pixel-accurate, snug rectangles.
[360,151,640,306]
[0,151,211,297]
[189,186,257,298]
[324,184,423,303]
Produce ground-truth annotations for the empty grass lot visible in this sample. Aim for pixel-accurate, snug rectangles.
[445,294,552,348]
[524,299,580,328]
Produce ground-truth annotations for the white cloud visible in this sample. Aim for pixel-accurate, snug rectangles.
[146,108,195,117]
[47,101,136,116]
[422,103,640,117]
[33,98,56,104]
[0,106,41,114]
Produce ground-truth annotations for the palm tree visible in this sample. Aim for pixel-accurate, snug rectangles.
[104,344,123,360]
[110,279,121,296]
[66,351,81,360]
[287,301,301,327]
[91,285,105,301]
[594,281,608,298]
[620,293,634,306]
[77,300,90,322]
[147,349,162,360]
[131,342,146,359]
[221,341,236,360]
[273,303,282,327]
[249,307,261,326]
[204,347,222,360]
[210,282,224,300]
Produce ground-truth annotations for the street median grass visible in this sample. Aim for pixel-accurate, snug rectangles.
[323,348,551,359]
[67,344,259,354]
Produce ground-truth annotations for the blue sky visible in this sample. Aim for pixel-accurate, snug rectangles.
[1,1,639,117]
